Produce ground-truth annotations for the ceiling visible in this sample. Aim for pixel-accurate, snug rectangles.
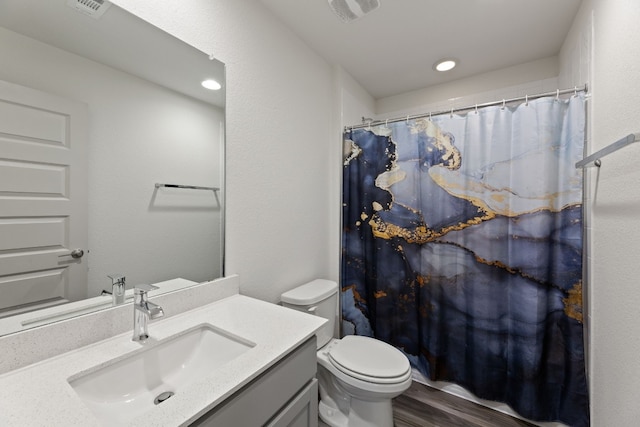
[259,0,583,99]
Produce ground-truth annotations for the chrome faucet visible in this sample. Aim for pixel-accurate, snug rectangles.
[107,274,126,306]
[132,284,164,342]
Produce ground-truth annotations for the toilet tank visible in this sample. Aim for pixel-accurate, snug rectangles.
[281,279,338,349]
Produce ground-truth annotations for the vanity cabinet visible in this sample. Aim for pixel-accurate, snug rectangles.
[191,337,318,427]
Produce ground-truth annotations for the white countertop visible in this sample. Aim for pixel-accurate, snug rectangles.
[0,294,326,426]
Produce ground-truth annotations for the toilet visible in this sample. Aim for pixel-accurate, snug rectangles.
[281,279,412,427]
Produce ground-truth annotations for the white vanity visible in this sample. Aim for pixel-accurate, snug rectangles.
[0,276,326,426]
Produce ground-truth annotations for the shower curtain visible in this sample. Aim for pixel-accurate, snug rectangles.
[341,94,589,426]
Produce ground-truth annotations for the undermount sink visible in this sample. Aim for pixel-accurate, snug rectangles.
[68,324,255,424]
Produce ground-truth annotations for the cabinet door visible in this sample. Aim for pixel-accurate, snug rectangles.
[266,379,318,427]
[189,337,317,427]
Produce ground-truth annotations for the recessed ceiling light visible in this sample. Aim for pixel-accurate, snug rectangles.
[201,79,221,90]
[434,59,457,72]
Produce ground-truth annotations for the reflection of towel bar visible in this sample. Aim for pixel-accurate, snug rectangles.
[576,133,640,168]
[155,183,219,191]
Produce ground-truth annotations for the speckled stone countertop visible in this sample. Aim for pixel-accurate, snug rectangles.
[0,295,326,426]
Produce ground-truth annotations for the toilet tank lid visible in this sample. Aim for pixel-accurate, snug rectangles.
[281,279,338,305]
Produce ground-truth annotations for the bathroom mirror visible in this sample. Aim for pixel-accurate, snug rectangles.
[0,0,225,335]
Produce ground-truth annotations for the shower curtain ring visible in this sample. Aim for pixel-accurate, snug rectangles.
[501,99,506,110]
[556,89,560,101]
[429,112,432,122]
[450,108,453,118]
[525,95,528,106]
[475,104,478,114]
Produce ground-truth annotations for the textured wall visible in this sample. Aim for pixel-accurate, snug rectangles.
[112,0,336,302]
[562,0,640,425]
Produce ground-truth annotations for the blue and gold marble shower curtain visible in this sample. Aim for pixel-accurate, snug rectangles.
[341,95,589,426]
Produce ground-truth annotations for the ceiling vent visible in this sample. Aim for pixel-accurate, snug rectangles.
[328,0,380,23]
[66,0,112,19]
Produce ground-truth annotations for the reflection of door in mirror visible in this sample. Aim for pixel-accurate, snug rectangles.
[0,80,88,317]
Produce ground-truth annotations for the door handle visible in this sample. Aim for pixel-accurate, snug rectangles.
[58,248,85,259]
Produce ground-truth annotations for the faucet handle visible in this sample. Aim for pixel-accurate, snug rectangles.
[108,274,126,284]
[134,284,159,295]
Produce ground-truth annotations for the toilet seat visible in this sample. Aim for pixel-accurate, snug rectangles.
[327,335,411,384]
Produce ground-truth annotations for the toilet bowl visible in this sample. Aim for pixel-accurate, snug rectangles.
[281,280,412,427]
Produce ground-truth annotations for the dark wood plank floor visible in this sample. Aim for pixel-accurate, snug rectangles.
[319,381,536,427]
[393,382,536,427]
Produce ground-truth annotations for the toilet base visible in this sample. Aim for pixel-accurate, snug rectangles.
[318,397,394,427]
[319,400,348,427]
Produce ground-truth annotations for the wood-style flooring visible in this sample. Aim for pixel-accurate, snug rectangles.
[319,381,536,427]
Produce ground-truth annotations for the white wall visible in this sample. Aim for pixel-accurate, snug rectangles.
[376,56,560,117]
[111,0,336,302]
[336,66,376,126]
[561,1,640,426]
[0,26,223,298]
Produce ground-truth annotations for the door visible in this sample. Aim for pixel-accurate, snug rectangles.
[0,79,88,316]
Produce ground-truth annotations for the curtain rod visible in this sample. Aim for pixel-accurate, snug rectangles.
[346,84,588,131]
